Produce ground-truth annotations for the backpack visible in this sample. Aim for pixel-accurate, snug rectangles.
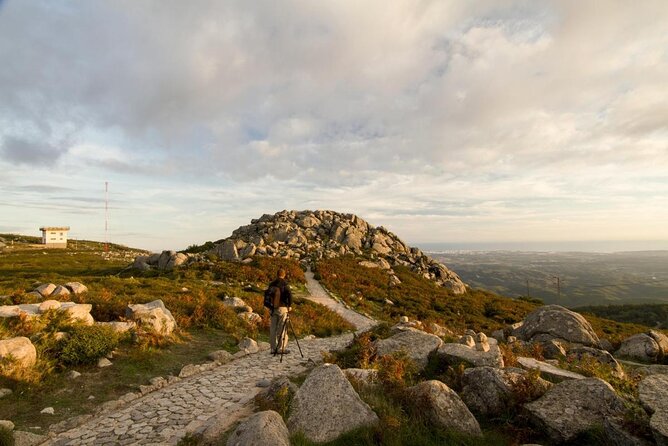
[263,285,281,311]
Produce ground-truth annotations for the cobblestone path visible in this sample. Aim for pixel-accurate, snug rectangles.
[44,334,353,446]
[303,268,377,332]
[43,274,369,446]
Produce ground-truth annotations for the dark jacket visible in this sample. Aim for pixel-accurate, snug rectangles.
[269,278,292,307]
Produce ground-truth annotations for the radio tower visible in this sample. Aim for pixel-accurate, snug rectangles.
[104,181,109,252]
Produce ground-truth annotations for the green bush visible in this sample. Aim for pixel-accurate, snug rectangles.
[60,325,119,365]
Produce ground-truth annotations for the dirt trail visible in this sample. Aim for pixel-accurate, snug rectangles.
[302,268,377,332]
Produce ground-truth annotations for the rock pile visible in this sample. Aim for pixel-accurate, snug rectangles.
[504,304,667,366]
[437,331,504,368]
[391,317,452,337]
[132,251,190,271]
[206,210,467,294]
[222,296,262,324]
[29,281,88,299]
[0,301,95,325]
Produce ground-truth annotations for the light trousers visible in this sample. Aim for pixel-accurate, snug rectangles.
[270,307,289,352]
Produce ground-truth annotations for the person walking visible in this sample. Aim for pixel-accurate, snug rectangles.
[268,268,293,354]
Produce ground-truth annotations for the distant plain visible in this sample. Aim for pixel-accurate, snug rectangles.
[430,250,668,308]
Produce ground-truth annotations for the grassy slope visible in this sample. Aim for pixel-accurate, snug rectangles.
[1,238,657,438]
[0,240,353,430]
[315,255,653,344]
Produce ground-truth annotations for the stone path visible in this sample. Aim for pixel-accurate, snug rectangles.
[42,274,370,446]
[303,268,377,332]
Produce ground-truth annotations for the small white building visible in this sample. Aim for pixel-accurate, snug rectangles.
[39,226,70,248]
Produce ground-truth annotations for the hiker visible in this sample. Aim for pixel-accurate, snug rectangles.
[268,268,293,354]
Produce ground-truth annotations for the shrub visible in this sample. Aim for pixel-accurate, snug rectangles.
[499,340,545,367]
[60,325,119,365]
[289,299,355,338]
[254,383,293,419]
[509,368,545,406]
[377,352,417,394]
[442,362,468,392]
[561,354,639,398]
[323,333,374,369]
[324,326,394,369]
[0,426,14,446]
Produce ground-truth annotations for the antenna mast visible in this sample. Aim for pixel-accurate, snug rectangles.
[105,181,109,252]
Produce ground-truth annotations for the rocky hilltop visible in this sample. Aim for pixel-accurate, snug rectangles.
[207,210,466,294]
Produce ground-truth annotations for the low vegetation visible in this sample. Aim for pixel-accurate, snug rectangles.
[321,326,540,445]
[0,239,353,430]
[577,303,668,330]
[315,256,648,342]
[1,234,662,442]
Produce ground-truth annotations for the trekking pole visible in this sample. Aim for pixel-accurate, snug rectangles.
[286,314,304,358]
[277,317,289,363]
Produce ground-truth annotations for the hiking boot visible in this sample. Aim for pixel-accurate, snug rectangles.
[279,349,291,354]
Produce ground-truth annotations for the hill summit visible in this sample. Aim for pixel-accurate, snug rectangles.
[208,210,467,294]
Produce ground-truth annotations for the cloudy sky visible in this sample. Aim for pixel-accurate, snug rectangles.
[1,1,667,252]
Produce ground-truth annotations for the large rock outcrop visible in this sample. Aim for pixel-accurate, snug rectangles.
[460,367,551,416]
[287,363,378,442]
[616,330,668,363]
[524,378,625,443]
[226,411,290,446]
[0,337,37,368]
[406,380,482,437]
[515,305,600,347]
[60,303,95,325]
[64,282,88,295]
[639,374,668,445]
[204,210,467,294]
[125,300,177,335]
[516,357,585,382]
[568,346,625,379]
[375,329,443,371]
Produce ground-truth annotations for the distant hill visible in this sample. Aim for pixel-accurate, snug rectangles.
[430,250,668,308]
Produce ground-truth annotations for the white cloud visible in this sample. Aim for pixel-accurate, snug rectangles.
[0,0,666,250]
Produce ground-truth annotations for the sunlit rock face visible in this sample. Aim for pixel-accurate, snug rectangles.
[209,210,467,294]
